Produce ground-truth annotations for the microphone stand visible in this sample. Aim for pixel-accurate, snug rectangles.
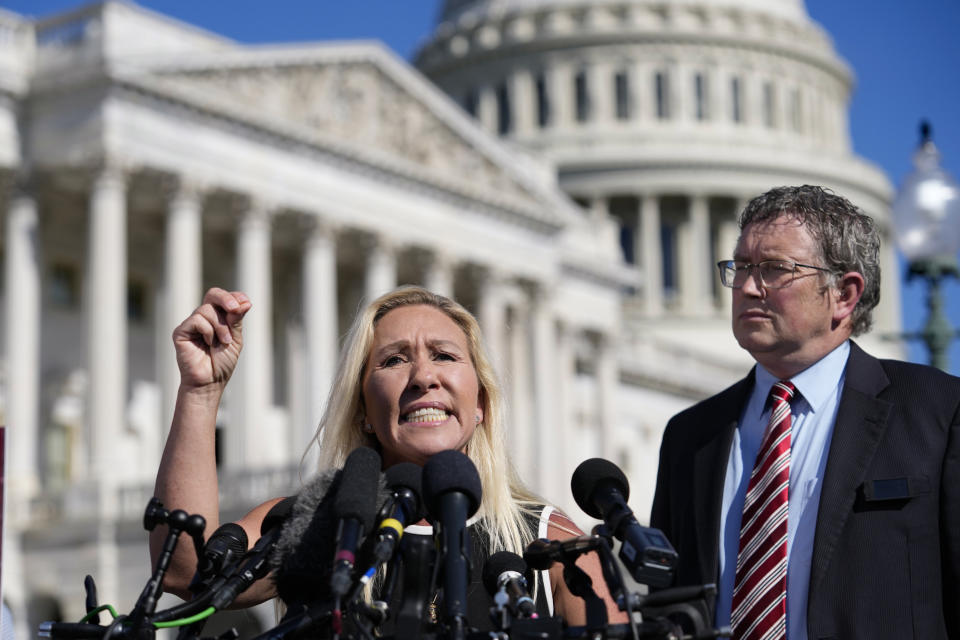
[555,554,607,636]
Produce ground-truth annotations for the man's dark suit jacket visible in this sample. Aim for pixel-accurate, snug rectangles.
[650,341,960,639]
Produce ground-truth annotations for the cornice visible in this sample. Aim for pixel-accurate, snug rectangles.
[109,42,581,231]
[111,74,565,236]
[418,2,848,82]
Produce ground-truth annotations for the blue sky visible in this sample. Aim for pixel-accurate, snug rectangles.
[6,0,960,372]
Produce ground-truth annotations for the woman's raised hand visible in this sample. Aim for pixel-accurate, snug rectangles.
[172,288,252,390]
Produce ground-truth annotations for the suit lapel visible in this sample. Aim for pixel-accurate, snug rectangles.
[809,342,892,594]
[693,372,754,581]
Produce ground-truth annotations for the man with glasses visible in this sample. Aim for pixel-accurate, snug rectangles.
[650,185,959,639]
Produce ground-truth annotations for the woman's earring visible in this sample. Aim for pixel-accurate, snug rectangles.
[363,423,374,433]
[475,415,482,424]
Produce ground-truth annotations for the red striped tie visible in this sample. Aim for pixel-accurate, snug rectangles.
[731,380,795,640]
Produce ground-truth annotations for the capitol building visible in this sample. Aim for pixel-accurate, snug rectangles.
[0,0,900,635]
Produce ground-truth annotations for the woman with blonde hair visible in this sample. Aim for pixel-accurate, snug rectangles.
[151,285,625,625]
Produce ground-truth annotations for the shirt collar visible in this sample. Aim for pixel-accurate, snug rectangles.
[755,340,850,413]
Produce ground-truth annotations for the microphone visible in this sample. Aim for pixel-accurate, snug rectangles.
[571,458,677,587]
[330,446,383,597]
[190,522,249,594]
[209,496,296,610]
[422,450,483,640]
[270,468,342,606]
[523,536,603,571]
[372,462,424,563]
[482,551,537,619]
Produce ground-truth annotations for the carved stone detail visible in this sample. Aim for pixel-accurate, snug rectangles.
[150,60,534,205]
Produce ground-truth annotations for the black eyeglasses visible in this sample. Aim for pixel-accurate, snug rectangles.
[717,260,834,289]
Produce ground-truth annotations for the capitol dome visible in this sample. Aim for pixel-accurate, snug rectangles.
[417,0,898,329]
[416,1,902,505]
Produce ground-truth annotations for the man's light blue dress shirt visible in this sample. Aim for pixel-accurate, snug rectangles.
[715,340,850,640]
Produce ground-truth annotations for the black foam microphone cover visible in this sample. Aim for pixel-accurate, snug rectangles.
[571,457,630,519]
[481,551,529,597]
[421,450,482,520]
[383,462,424,522]
[195,522,248,582]
[262,496,298,535]
[334,446,383,529]
[271,461,393,607]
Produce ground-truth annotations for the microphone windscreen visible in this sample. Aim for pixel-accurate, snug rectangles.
[270,468,341,604]
[522,539,556,571]
[334,446,382,531]
[261,495,298,535]
[384,462,424,520]
[271,459,392,607]
[421,450,482,519]
[481,551,528,597]
[207,522,248,552]
[570,458,630,519]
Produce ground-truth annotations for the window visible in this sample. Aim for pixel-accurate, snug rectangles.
[128,280,149,322]
[790,88,803,132]
[763,82,775,128]
[731,76,743,123]
[694,73,707,121]
[496,82,511,134]
[615,71,631,120]
[536,72,550,127]
[661,224,677,296]
[655,72,670,120]
[48,263,80,309]
[575,70,590,122]
[463,89,478,117]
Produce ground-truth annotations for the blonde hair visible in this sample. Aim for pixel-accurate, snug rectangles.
[309,285,545,555]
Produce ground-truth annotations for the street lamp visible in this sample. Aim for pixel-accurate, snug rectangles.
[891,121,960,370]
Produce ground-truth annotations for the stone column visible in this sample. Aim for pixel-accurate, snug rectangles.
[86,165,128,483]
[530,284,558,495]
[4,181,41,500]
[477,84,498,135]
[85,165,127,610]
[365,235,397,302]
[555,320,576,514]
[590,60,614,125]
[160,179,203,444]
[507,292,533,480]
[596,332,619,462]
[640,194,664,316]
[681,194,711,315]
[548,61,574,130]
[509,67,536,136]
[877,221,902,336]
[589,194,609,223]
[302,218,338,468]
[424,251,455,298]
[233,200,275,469]
[476,267,507,375]
[717,214,741,315]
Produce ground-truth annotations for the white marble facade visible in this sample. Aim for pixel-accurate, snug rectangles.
[0,0,901,636]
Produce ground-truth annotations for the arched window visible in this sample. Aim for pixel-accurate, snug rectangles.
[575,69,590,122]
[763,81,775,128]
[536,71,550,127]
[615,70,631,120]
[731,76,743,123]
[496,81,511,134]
[655,71,670,120]
[694,72,708,121]
[463,89,478,117]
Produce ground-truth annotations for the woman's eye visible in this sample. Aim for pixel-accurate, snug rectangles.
[435,352,456,361]
[383,355,405,366]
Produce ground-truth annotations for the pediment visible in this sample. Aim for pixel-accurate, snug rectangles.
[135,46,560,223]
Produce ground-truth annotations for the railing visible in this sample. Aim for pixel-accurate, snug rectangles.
[27,464,304,526]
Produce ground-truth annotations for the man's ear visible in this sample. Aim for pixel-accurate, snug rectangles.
[833,271,865,324]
